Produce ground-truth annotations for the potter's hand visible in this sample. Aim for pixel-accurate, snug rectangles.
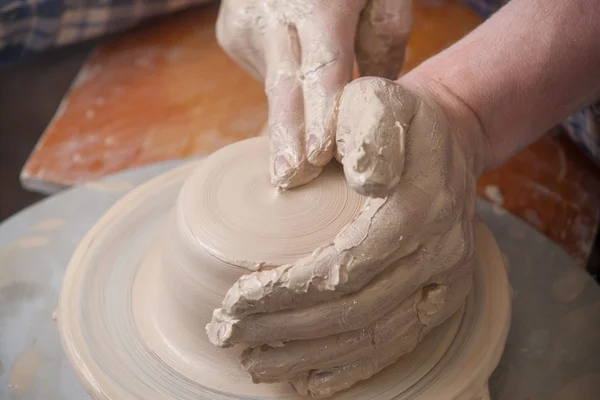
[207,77,485,398]
[217,0,412,189]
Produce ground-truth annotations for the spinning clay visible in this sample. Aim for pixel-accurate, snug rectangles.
[58,137,511,399]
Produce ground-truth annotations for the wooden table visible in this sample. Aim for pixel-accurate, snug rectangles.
[19,0,600,267]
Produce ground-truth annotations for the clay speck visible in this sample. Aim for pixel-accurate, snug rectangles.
[484,185,504,206]
[552,270,587,302]
[9,347,43,400]
[84,181,133,192]
[30,218,66,232]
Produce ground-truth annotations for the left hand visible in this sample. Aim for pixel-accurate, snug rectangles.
[206,77,484,398]
[216,0,413,189]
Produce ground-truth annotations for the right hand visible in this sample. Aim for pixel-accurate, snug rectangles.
[216,0,413,189]
[207,76,488,397]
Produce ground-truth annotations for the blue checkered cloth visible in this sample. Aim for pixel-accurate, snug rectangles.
[2,0,599,166]
[0,0,209,62]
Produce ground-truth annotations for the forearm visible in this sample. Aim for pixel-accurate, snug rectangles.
[402,0,600,171]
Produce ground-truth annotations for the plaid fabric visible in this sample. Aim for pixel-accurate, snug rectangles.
[460,0,508,18]
[0,0,209,62]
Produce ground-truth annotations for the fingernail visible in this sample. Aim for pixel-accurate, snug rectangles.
[306,135,320,159]
[274,154,294,178]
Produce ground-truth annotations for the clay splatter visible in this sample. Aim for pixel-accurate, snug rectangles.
[552,270,587,303]
[9,347,43,400]
[30,218,66,232]
[484,185,504,206]
[526,329,551,358]
[0,237,49,256]
[84,181,134,192]
[491,204,507,216]
[523,209,542,229]
[554,373,600,400]
[15,237,49,248]
[525,180,564,204]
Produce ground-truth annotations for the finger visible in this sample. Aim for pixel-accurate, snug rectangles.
[216,2,266,80]
[418,258,474,332]
[355,0,413,79]
[297,4,361,168]
[299,317,422,398]
[239,260,472,382]
[207,245,353,347]
[298,268,473,398]
[335,77,419,197]
[239,290,421,383]
[210,251,426,346]
[265,23,322,189]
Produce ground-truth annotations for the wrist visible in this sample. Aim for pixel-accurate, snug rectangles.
[397,69,493,177]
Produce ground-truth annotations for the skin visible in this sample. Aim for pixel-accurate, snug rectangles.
[207,76,480,397]
[208,0,600,397]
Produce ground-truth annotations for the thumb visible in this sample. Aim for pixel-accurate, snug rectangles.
[335,77,417,198]
[355,0,413,79]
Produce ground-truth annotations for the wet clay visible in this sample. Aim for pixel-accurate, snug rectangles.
[198,77,485,397]
[58,137,511,400]
[30,218,66,232]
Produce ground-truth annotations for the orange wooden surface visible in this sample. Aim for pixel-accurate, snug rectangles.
[20,0,600,264]
[21,1,480,189]
[478,133,600,266]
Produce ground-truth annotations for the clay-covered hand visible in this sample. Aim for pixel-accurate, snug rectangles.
[217,0,412,189]
[207,76,485,398]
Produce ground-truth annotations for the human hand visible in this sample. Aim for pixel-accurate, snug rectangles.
[206,76,486,398]
[216,0,413,189]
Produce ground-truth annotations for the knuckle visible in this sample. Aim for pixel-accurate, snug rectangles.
[215,21,240,52]
[216,4,253,51]
[265,69,299,96]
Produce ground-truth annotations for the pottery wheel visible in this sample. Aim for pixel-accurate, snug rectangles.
[57,137,511,399]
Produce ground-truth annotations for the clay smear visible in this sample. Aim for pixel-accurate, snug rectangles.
[9,347,43,400]
[84,180,133,192]
[31,218,66,232]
